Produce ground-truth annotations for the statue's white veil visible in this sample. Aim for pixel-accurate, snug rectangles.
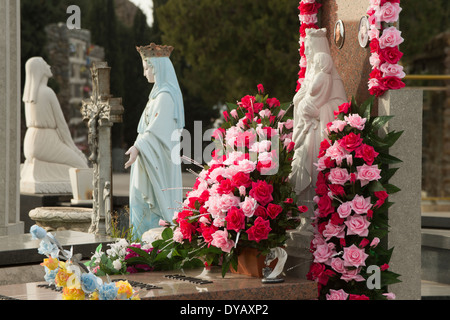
[23,57,48,104]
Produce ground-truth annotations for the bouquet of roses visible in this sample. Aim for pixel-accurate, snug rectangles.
[167,85,306,276]
[306,97,402,300]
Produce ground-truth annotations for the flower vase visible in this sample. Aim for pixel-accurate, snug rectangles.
[230,247,279,278]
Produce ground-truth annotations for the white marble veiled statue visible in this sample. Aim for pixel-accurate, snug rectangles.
[21,57,88,194]
[290,28,347,220]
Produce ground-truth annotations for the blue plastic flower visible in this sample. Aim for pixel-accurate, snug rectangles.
[30,225,47,240]
[38,238,59,257]
[98,282,118,300]
[81,273,100,294]
[43,267,58,285]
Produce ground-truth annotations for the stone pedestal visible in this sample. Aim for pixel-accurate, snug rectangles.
[378,89,423,300]
[0,0,23,235]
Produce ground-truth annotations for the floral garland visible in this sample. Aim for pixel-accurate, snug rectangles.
[31,225,140,300]
[306,97,402,300]
[367,0,405,96]
[167,85,305,277]
[296,0,321,92]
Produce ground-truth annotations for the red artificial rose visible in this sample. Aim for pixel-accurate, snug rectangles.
[231,171,252,188]
[315,184,328,196]
[328,184,346,197]
[355,144,379,166]
[199,223,218,245]
[300,23,319,37]
[359,238,370,248]
[254,205,268,219]
[369,84,387,97]
[306,263,335,286]
[266,97,280,108]
[246,217,272,243]
[334,102,351,117]
[239,95,256,110]
[319,139,331,157]
[298,2,322,15]
[266,203,283,219]
[380,46,403,64]
[370,38,380,54]
[249,180,274,206]
[179,219,197,242]
[317,195,334,217]
[298,205,309,213]
[381,263,390,271]
[284,198,293,204]
[330,212,344,225]
[382,76,405,90]
[349,294,370,300]
[369,68,383,80]
[338,132,363,152]
[225,206,246,232]
[374,190,389,208]
[217,179,235,195]
[257,84,264,93]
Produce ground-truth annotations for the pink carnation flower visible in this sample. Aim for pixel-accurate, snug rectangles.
[211,230,235,253]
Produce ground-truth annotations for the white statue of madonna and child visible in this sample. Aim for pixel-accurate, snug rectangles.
[124,43,185,240]
[290,28,347,233]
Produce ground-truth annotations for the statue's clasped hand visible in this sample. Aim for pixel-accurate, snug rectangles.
[124,146,139,169]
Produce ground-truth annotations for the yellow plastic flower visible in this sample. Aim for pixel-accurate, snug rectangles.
[115,280,133,300]
[41,257,59,270]
[62,287,85,300]
[89,291,99,300]
[55,266,73,288]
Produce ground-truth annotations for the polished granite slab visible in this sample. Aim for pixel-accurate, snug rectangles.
[0,268,317,300]
[0,231,115,267]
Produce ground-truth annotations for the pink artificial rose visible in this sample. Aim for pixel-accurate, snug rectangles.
[345,215,371,237]
[338,132,363,152]
[370,237,381,247]
[379,26,404,49]
[328,120,347,133]
[225,206,246,232]
[380,62,406,78]
[218,194,241,212]
[337,201,353,218]
[313,243,336,264]
[379,2,402,23]
[236,159,256,174]
[368,25,379,41]
[342,244,369,268]
[356,164,382,186]
[322,222,345,241]
[240,196,258,217]
[299,13,318,25]
[383,292,396,300]
[246,216,272,243]
[325,141,348,165]
[328,167,350,185]
[158,219,169,227]
[341,267,366,282]
[230,109,238,119]
[351,194,373,214]
[344,114,367,130]
[354,144,379,166]
[211,230,235,253]
[249,180,274,206]
[326,289,349,300]
[330,257,346,274]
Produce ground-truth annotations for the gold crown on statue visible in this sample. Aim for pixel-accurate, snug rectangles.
[136,43,174,59]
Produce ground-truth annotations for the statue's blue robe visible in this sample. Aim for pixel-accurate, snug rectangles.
[129,92,183,239]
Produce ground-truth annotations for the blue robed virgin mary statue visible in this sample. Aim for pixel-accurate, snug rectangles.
[125,43,184,239]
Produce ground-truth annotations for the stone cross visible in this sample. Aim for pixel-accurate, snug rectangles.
[81,62,123,235]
